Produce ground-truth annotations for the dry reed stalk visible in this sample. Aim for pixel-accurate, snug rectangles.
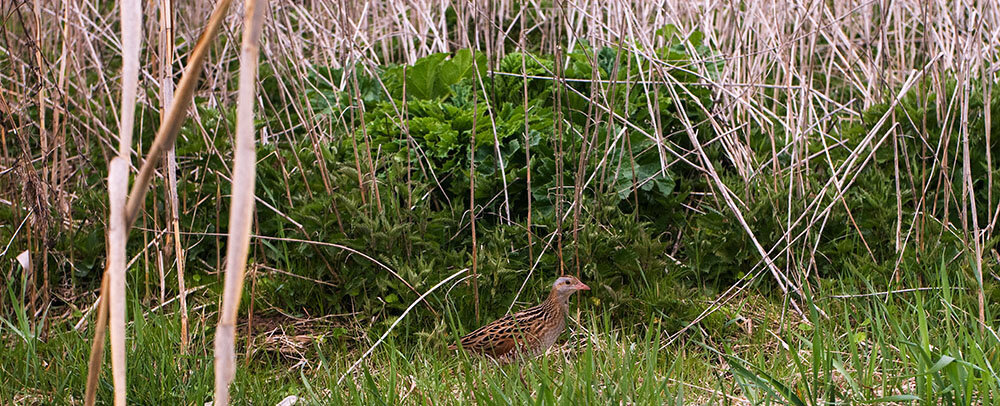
[599,19,627,204]
[118,0,141,162]
[551,1,566,275]
[960,70,986,331]
[519,1,534,267]
[985,58,995,233]
[51,0,72,229]
[85,0,142,399]
[155,208,166,305]
[213,0,265,402]
[83,268,109,406]
[571,45,602,278]
[30,0,45,168]
[469,2,512,226]
[473,59,511,226]
[469,46,480,324]
[401,65,413,250]
[26,0,45,321]
[158,0,188,353]
[107,157,129,406]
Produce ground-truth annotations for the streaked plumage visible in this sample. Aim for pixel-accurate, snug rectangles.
[449,276,590,361]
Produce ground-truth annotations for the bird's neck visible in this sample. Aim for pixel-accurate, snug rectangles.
[544,289,571,315]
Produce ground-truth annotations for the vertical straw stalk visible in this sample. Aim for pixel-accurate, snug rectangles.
[106,158,129,406]
[158,0,188,353]
[83,269,109,406]
[519,1,534,268]
[469,48,480,324]
[118,0,141,163]
[213,0,266,402]
[111,0,142,401]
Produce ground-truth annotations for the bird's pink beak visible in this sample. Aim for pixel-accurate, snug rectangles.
[576,282,590,291]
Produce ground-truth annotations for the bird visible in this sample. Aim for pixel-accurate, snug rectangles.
[448,275,590,362]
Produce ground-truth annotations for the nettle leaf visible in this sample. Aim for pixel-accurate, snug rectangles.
[597,47,620,78]
[405,49,487,101]
[450,82,473,107]
[688,30,705,47]
[494,52,555,105]
[437,49,473,86]
[611,139,675,201]
[565,50,599,79]
[473,122,496,147]
[651,173,676,197]
[406,53,448,100]
[450,109,476,132]
[656,24,680,42]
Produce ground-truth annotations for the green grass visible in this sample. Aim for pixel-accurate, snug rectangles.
[3,257,997,404]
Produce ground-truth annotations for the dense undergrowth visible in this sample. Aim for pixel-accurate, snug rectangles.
[11,32,998,330]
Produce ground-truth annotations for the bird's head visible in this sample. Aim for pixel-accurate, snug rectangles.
[549,275,590,301]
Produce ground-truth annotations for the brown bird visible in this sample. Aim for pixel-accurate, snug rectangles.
[449,276,590,361]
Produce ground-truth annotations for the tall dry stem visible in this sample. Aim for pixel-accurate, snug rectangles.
[107,158,129,406]
[469,49,480,324]
[519,3,534,266]
[83,270,109,406]
[118,0,141,162]
[213,0,265,402]
[158,0,188,353]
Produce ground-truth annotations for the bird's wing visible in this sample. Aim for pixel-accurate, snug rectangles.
[456,308,544,358]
